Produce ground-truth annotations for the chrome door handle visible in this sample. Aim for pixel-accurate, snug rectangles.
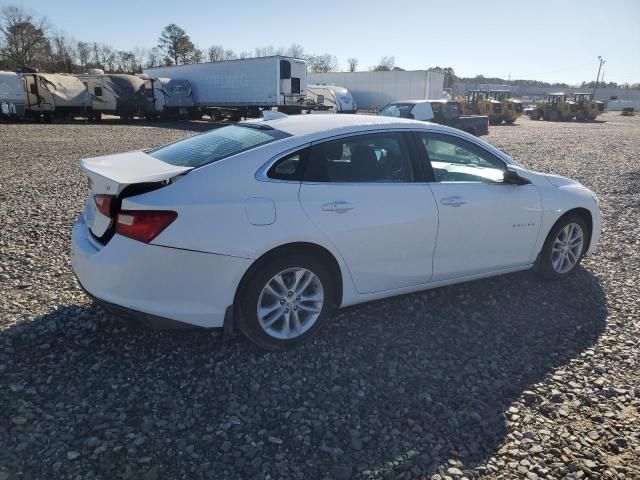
[440,196,467,207]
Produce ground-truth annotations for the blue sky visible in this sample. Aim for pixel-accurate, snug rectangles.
[6,0,640,85]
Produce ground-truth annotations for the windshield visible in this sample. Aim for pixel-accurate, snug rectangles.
[149,125,290,168]
[379,103,414,118]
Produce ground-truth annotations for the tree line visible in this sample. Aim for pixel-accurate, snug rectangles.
[1,4,638,90]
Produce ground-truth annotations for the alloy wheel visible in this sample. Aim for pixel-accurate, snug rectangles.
[551,223,584,273]
[257,268,324,339]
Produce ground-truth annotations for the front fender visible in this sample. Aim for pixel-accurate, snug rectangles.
[534,179,601,257]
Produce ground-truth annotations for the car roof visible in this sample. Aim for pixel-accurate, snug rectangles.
[255,113,425,137]
[386,99,438,105]
[239,113,518,168]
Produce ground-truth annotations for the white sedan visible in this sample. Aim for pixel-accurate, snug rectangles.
[71,113,601,350]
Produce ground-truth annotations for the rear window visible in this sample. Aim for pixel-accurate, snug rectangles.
[379,103,414,119]
[148,125,290,168]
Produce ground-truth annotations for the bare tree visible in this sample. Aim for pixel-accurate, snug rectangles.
[77,41,90,69]
[145,47,161,68]
[347,57,358,72]
[223,49,236,61]
[307,53,338,73]
[373,56,395,71]
[208,45,224,62]
[254,45,275,58]
[0,5,50,68]
[287,43,304,58]
[50,29,76,72]
[238,50,251,59]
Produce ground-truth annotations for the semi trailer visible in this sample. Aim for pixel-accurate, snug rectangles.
[308,70,445,111]
[144,56,322,120]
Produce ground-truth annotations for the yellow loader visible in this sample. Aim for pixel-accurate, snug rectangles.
[573,93,605,120]
[529,93,578,121]
[460,90,504,125]
[489,90,523,124]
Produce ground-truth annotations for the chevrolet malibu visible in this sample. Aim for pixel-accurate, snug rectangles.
[71,113,601,350]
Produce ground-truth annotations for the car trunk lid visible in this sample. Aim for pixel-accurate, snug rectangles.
[80,150,192,239]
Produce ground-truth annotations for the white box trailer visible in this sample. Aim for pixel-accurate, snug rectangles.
[308,70,446,111]
[0,71,27,118]
[144,56,316,119]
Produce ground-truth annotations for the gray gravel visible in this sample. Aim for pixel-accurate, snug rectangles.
[1,113,639,479]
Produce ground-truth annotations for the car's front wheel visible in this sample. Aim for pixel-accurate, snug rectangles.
[238,254,336,350]
[535,214,588,280]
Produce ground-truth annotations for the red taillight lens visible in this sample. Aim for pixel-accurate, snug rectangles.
[115,211,177,243]
[94,194,115,217]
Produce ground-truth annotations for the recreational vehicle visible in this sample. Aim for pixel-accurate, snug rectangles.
[144,56,320,119]
[0,71,27,118]
[22,73,91,120]
[140,76,196,119]
[77,70,148,120]
[306,84,357,113]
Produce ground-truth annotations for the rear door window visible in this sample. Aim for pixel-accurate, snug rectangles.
[305,132,414,183]
[149,125,290,168]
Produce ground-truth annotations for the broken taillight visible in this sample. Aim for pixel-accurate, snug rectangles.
[115,211,177,243]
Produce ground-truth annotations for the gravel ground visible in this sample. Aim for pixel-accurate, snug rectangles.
[0,113,639,480]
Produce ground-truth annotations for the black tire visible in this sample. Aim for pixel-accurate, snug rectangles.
[545,110,560,122]
[238,253,337,351]
[504,118,516,124]
[534,213,589,280]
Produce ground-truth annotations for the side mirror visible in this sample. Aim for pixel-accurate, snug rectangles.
[503,168,531,185]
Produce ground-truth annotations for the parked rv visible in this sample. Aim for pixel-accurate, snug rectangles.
[308,70,445,111]
[22,73,91,121]
[306,84,357,113]
[77,70,148,120]
[0,71,26,118]
[144,56,322,120]
[140,76,196,119]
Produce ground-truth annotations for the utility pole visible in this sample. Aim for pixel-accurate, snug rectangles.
[593,56,605,98]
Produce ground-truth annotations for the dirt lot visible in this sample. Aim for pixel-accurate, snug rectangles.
[0,113,639,480]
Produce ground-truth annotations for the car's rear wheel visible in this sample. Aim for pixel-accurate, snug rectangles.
[535,214,588,280]
[238,254,336,350]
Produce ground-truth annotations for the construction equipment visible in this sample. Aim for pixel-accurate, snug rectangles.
[489,90,523,124]
[572,92,605,120]
[529,93,578,121]
[621,107,635,116]
[460,90,503,125]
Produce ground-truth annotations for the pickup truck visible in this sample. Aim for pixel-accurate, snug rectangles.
[379,99,489,136]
